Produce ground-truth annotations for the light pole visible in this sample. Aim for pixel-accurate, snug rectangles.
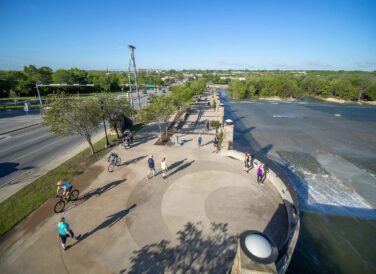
[99,97,110,148]
[35,83,43,107]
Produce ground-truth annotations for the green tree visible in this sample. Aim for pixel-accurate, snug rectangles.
[8,89,19,105]
[140,95,175,138]
[98,93,134,138]
[43,93,102,154]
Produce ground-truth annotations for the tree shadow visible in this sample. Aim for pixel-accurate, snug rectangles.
[78,204,136,243]
[258,144,273,157]
[119,155,147,167]
[64,179,127,211]
[131,133,157,148]
[0,162,33,180]
[165,160,195,178]
[126,221,237,274]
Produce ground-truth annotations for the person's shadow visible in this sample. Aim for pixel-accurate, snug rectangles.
[71,204,137,246]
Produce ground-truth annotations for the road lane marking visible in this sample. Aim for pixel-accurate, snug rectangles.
[10,138,65,162]
[0,132,54,154]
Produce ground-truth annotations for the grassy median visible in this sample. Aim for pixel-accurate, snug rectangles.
[0,124,143,236]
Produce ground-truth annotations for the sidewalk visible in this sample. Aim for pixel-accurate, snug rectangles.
[0,118,288,274]
[181,92,218,135]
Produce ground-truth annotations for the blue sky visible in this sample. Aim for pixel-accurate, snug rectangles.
[0,0,375,70]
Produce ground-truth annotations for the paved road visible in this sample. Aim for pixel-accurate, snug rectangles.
[0,110,41,133]
[0,90,167,201]
[0,123,104,200]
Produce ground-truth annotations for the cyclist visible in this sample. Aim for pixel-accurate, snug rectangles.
[108,152,119,164]
[57,180,72,199]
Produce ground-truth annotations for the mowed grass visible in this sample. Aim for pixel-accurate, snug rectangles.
[0,124,142,236]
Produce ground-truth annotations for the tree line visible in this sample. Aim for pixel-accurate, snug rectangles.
[227,71,376,101]
[0,65,183,98]
[140,79,206,138]
[43,79,206,154]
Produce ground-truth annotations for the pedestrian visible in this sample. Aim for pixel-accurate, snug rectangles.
[206,120,210,131]
[198,133,203,148]
[262,164,269,182]
[213,136,218,153]
[161,157,168,178]
[257,165,264,184]
[146,155,156,179]
[244,152,250,172]
[250,153,255,169]
[57,217,81,251]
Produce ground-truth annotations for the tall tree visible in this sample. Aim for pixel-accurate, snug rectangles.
[98,92,134,138]
[140,95,175,138]
[43,93,102,154]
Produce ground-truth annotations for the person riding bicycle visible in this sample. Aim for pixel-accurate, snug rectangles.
[108,152,119,164]
[57,180,72,199]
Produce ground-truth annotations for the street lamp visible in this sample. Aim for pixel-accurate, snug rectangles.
[99,97,110,148]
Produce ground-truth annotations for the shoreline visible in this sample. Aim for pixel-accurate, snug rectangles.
[228,96,376,106]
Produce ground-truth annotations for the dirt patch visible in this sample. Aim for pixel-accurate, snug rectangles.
[154,132,174,145]
[73,165,104,192]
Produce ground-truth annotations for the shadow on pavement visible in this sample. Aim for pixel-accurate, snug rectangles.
[131,133,157,148]
[122,222,236,274]
[64,179,127,211]
[120,155,147,167]
[0,162,33,180]
[77,204,137,243]
[166,160,195,178]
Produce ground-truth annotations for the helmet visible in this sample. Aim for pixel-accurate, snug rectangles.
[57,180,63,186]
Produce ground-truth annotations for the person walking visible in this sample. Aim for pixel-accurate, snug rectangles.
[262,164,269,182]
[213,136,218,153]
[244,152,250,172]
[257,165,264,184]
[206,120,210,131]
[161,157,168,178]
[248,153,255,170]
[198,133,203,148]
[146,155,156,179]
[57,217,81,251]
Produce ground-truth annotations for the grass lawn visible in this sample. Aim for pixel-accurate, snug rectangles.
[0,123,143,236]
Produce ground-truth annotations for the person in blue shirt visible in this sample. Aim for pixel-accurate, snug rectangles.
[57,180,73,199]
[146,155,156,179]
[57,217,81,250]
[108,152,119,163]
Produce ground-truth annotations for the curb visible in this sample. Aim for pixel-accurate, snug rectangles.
[0,123,42,136]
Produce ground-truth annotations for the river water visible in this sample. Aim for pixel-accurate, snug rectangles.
[221,92,376,274]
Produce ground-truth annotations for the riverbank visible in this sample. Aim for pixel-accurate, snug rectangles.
[222,91,376,274]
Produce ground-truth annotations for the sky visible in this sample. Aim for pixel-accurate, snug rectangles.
[0,0,375,71]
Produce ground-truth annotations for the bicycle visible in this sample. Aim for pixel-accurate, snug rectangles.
[54,189,80,213]
[108,157,121,172]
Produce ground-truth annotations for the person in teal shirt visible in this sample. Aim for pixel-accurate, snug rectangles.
[57,217,81,250]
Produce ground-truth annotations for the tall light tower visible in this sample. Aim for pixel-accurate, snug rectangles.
[128,45,141,110]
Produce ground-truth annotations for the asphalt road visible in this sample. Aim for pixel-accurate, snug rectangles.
[0,109,41,133]
[0,89,167,200]
[0,124,104,189]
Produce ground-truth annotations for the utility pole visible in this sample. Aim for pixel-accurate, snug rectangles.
[128,45,141,110]
[35,83,43,107]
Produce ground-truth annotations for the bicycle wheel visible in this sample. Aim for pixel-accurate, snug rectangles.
[116,157,121,166]
[108,163,114,172]
[69,190,79,201]
[54,200,66,213]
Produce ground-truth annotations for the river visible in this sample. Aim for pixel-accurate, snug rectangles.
[221,92,376,274]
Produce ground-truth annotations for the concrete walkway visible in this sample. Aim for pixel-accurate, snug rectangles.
[0,98,288,274]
